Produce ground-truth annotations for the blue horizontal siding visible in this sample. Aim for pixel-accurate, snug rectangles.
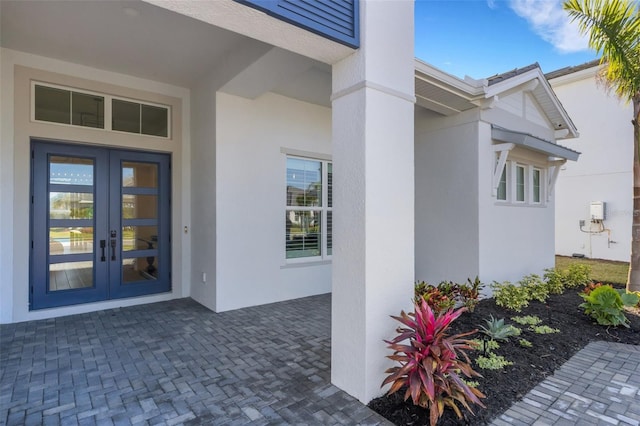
[235,0,359,48]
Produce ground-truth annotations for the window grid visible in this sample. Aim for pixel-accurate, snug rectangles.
[495,160,545,206]
[31,81,171,139]
[285,156,332,261]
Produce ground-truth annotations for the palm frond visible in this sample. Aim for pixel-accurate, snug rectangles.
[564,0,640,100]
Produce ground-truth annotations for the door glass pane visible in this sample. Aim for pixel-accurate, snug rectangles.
[49,192,94,219]
[286,210,321,258]
[49,261,93,291]
[122,195,157,219]
[141,104,168,137]
[35,85,70,124]
[112,99,140,133]
[50,156,94,186]
[286,158,322,207]
[122,162,158,188]
[50,227,94,255]
[122,226,158,251]
[72,92,104,129]
[123,257,158,283]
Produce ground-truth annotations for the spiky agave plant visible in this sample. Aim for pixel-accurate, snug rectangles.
[382,298,485,426]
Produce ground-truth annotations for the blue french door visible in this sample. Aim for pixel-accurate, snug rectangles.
[30,141,171,310]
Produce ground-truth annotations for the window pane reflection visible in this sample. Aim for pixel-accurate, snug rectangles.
[122,162,158,188]
[286,158,322,207]
[286,211,321,258]
[49,261,93,291]
[50,156,94,186]
[72,92,104,129]
[122,226,158,251]
[49,192,94,219]
[49,227,93,255]
[112,99,140,133]
[123,257,158,283]
[122,194,157,219]
[141,105,168,137]
[35,85,70,124]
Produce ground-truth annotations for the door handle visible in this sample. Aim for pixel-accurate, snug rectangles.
[100,240,106,262]
[110,239,116,261]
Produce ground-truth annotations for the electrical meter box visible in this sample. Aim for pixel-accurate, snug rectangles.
[590,201,606,221]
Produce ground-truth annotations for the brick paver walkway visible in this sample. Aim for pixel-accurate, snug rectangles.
[2,295,638,425]
[492,341,640,426]
[0,295,391,425]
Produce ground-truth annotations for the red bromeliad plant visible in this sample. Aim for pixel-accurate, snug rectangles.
[382,299,486,426]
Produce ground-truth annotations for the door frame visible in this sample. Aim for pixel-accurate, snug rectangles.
[30,139,172,310]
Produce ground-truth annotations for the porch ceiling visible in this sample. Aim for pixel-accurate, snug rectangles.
[0,0,262,87]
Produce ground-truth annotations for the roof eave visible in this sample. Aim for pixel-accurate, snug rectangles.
[492,126,581,161]
[485,67,578,138]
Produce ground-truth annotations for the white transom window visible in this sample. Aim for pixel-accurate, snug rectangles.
[32,82,171,138]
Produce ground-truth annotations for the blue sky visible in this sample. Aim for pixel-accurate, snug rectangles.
[415,0,599,79]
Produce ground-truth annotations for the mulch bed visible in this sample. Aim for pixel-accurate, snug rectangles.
[368,285,640,425]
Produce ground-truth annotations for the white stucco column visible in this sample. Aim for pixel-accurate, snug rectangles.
[331,0,415,403]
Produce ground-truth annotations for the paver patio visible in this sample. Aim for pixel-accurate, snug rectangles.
[3,295,639,426]
[0,294,391,425]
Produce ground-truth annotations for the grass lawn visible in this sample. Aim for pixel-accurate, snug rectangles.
[556,255,629,285]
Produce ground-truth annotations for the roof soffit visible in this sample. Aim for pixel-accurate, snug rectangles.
[412,61,578,138]
[482,67,578,138]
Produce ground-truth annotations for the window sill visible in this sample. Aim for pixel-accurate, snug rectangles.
[280,259,332,269]
[494,201,547,208]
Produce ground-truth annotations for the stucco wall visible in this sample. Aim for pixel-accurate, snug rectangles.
[551,69,632,262]
[414,117,480,284]
[0,48,191,323]
[477,121,556,285]
[214,91,332,312]
[189,74,218,311]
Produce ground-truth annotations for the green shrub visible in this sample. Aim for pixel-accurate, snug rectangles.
[475,353,513,370]
[520,274,549,303]
[543,268,565,294]
[564,264,591,288]
[469,338,500,351]
[579,284,629,327]
[518,339,533,348]
[619,290,640,307]
[510,315,542,326]
[529,325,560,334]
[492,281,530,312]
[460,277,484,312]
[508,325,522,336]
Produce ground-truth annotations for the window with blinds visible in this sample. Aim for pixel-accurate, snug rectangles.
[285,156,332,260]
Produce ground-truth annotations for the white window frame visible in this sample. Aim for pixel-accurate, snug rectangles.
[284,154,332,264]
[495,160,547,207]
[31,81,171,139]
